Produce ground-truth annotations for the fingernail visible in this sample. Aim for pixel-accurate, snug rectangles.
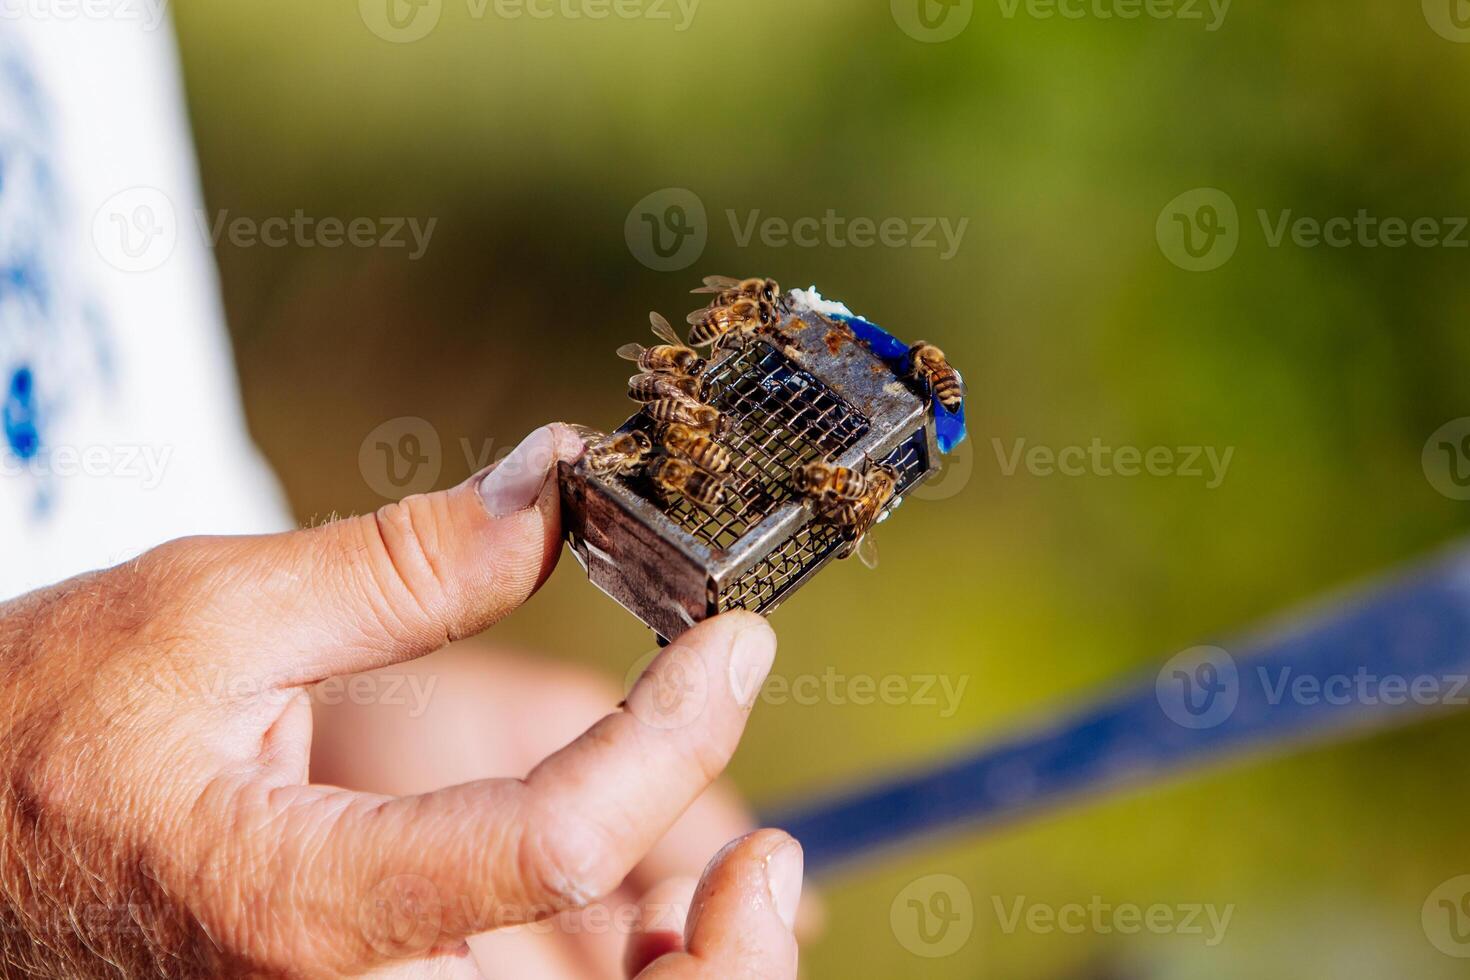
[765,839,804,931]
[727,622,776,710]
[478,426,557,517]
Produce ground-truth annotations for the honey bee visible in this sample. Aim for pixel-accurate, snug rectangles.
[834,464,900,570]
[691,275,781,308]
[647,455,728,512]
[642,397,728,435]
[656,421,732,475]
[618,313,707,376]
[685,297,782,349]
[627,372,704,403]
[795,460,868,507]
[908,342,965,412]
[567,425,653,479]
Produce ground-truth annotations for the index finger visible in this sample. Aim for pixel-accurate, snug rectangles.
[253,612,778,972]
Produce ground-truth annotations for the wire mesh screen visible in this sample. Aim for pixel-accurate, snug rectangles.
[717,427,933,614]
[624,343,873,551]
[718,521,842,613]
[883,430,932,495]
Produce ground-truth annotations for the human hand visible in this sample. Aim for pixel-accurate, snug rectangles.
[0,424,791,978]
[312,644,822,978]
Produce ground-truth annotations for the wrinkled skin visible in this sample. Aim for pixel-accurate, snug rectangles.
[0,425,802,978]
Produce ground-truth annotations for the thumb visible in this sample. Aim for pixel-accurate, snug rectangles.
[189,423,584,684]
[633,830,802,979]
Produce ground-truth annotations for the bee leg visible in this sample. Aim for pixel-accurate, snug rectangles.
[763,325,800,358]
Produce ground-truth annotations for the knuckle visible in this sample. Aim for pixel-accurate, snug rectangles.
[513,809,625,915]
[359,497,454,645]
[476,523,549,621]
[687,732,732,787]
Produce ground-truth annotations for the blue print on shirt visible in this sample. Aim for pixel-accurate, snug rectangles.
[3,364,38,461]
[0,40,114,518]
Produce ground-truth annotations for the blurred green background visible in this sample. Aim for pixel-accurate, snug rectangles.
[174,1,1470,975]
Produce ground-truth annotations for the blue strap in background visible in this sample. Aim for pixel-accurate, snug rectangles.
[761,543,1470,876]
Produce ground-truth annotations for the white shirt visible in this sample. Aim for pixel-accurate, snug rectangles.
[0,13,289,600]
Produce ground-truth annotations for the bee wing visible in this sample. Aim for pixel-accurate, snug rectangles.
[686,308,713,326]
[648,312,683,347]
[855,534,880,570]
[629,373,672,390]
[565,423,608,446]
[695,275,742,292]
[616,343,646,362]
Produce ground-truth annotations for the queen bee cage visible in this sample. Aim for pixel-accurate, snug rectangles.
[560,289,961,643]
